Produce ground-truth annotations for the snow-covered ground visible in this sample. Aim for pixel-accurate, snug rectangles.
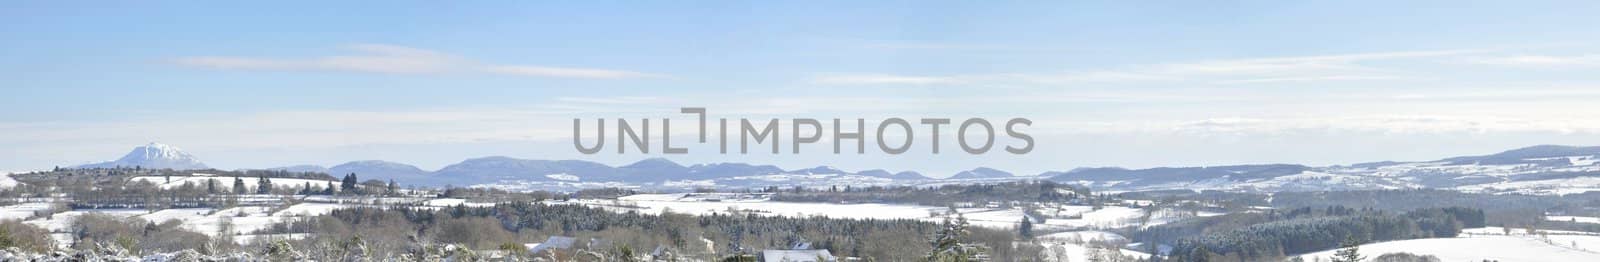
[469,180,638,192]
[1039,230,1128,243]
[1457,177,1600,195]
[544,173,579,182]
[1034,230,1151,262]
[600,194,1061,227]
[586,197,945,221]
[0,174,18,189]
[9,196,431,248]
[1032,205,1220,229]
[1041,206,1143,228]
[1298,227,1600,261]
[22,209,150,247]
[617,193,772,202]
[957,208,1029,228]
[1549,216,1600,224]
[24,209,149,232]
[586,194,1215,230]
[273,203,345,217]
[0,202,57,221]
[423,198,495,207]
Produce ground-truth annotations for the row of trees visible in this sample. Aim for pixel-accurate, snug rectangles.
[254,202,1026,261]
[1162,206,1485,261]
[22,172,403,210]
[771,180,1087,206]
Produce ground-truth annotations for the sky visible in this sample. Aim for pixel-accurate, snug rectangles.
[5,1,1600,177]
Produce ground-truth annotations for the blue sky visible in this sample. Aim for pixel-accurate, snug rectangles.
[6,1,1600,177]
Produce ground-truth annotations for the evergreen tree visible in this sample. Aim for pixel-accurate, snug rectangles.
[928,216,985,261]
[1191,245,1213,262]
[387,179,398,196]
[1331,236,1365,262]
[206,179,218,194]
[257,176,272,194]
[324,181,336,195]
[340,173,359,194]
[231,177,247,194]
[1019,216,1034,239]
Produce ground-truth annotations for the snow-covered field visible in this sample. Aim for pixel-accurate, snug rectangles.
[1040,230,1127,243]
[587,193,1207,230]
[957,208,1030,228]
[0,174,19,189]
[8,196,431,248]
[588,197,945,221]
[0,202,56,221]
[24,209,149,232]
[1549,216,1600,224]
[273,203,346,217]
[469,180,637,192]
[423,198,495,207]
[1457,177,1600,195]
[1298,227,1600,261]
[1034,230,1151,262]
[1037,241,1151,262]
[1031,205,1220,229]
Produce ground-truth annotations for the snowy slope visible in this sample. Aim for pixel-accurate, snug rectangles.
[1036,237,1151,262]
[1298,235,1600,261]
[1044,145,1600,194]
[0,203,56,221]
[0,174,17,189]
[76,143,208,170]
[1548,216,1600,224]
[1298,227,1600,261]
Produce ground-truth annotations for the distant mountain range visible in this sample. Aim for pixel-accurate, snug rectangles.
[66,143,1600,194]
[950,167,1014,179]
[1044,145,1600,194]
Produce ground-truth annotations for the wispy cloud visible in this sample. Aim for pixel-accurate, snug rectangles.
[812,71,1167,85]
[1215,75,1409,84]
[0,108,576,151]
[171,44,662,79]
[483,66,663,79]
[171,44,460,74]
[552,96,664,105]
[812,49,1478,86]
[1466,54,1600,67]
[1166,114,1600,135]
[1156,49,1476,75]
[812,74,962,85]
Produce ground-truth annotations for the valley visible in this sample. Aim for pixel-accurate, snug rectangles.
[4,143,1600,261]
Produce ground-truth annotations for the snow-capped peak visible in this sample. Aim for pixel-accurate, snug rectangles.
[127,142,194,161]
[76,143,209,170]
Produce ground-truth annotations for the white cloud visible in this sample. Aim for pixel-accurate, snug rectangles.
[1165,114,1600,135]
[1466,55,1600,67]
[1215,75,1407,84]
[0,108,574,152]
[553,96,664,105]
[812,74,962,85]
[1157,49,1475,75]
[171,44,661,79]
[811,71,1168,86]
[483,65,662,79]
[812,49,1478,86]
[171,44,458,74]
